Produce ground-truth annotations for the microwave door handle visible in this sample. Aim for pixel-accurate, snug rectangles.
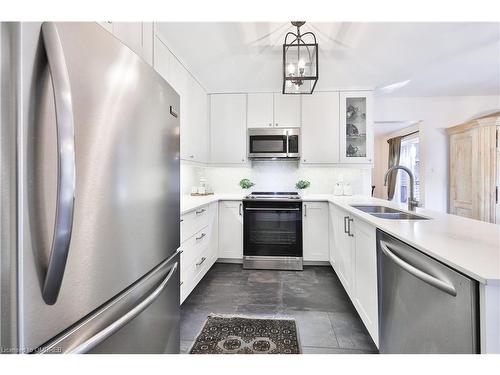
[286,130,289,157]
[41,22,76,305]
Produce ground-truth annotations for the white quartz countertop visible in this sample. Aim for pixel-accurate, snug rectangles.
[181,193,244,215]
[181,193,500,284]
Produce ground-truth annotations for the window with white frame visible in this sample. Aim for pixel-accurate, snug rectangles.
[393,133,420,205]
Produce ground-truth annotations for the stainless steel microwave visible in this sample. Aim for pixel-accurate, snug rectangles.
[248,128,300,159]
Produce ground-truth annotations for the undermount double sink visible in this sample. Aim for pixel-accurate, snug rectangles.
[350,205,430,220]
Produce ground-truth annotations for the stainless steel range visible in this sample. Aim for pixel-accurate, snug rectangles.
[243,192,303,270]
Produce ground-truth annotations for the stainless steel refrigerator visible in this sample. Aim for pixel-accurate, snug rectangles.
[0,22,181,353]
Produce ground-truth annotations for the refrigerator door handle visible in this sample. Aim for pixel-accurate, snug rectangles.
[380,240,457,297]
[40,22,77,305]
[38,258,179,354]
[69,261,179,353]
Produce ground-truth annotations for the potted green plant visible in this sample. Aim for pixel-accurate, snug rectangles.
[239,178,255,193]
[295,180,311,194]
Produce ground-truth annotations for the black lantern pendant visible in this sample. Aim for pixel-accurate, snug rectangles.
[282,21,318,94]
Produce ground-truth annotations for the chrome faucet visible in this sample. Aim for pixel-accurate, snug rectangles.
[384,165,419,211]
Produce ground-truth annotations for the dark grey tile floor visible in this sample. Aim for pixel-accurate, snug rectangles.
[180,263,378,354]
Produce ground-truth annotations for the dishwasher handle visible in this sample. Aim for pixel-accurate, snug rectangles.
[379,240,457,297]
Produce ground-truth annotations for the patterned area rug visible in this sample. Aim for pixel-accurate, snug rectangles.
[189,315,301,354]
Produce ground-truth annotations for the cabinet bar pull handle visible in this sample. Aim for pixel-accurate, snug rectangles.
[195,208,206,215]
[196,257,207,267]
[195,233,206,241]
[348,218,354,237]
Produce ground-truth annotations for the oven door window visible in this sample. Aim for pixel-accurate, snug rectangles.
[249,135,287,155]
[244,208,302,257]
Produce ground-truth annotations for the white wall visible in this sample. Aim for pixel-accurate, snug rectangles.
[182,161,372,196]
[374,95,500,212]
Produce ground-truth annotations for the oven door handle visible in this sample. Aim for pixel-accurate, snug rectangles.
[244,207,300,211]
[286,130,289,157]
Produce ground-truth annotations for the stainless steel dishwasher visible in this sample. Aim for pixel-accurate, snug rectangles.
[377,230,479,353]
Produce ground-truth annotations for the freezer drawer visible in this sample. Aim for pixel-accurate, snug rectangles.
[37,255,180,354]
[377,230,479,353]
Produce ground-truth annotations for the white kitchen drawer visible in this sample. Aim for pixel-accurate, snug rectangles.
[181,205,209,243]
[303,201,325,209]
[180,242,216,303]
[180,226,210,273]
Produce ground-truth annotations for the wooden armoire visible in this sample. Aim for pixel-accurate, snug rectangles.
[446,112,499,223]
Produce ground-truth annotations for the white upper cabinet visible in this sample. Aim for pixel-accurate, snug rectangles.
[98,21,113,32]
[111,22,143,56]
[153,36,171,81]
[167,52,190,96]
[303,202,329,261]
[247,93,274,128]
[339,91,373,163]
[153,36,208,163]
[210,94,247,164]
[301,91,340,163]
[182,78,208,162]
[247,93,300,128]
[189,84,209,162]
[274,93,301,128]
[169,55,194,161]
[99,22,154,65]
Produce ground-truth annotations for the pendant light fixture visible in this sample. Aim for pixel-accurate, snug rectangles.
[282,21,318,94]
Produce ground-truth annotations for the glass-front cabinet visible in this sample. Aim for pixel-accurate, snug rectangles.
[339,91,373,163]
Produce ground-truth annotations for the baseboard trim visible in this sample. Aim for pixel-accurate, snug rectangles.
[216,258,330,267]
[303,261,331,266]
[216,258,243,264]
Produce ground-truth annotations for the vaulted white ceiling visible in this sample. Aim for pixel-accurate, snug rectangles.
[155,22,500,96]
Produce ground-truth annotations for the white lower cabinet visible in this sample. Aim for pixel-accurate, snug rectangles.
[329,204,379,347]
[303,202,329,261]
[328,203,339,267]
[335,208,355,291]
[218,201,243,259]
[352,218,378,345]
[180,202,218,304]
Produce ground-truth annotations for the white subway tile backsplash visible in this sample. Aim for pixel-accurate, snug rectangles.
[181,161,372,196]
